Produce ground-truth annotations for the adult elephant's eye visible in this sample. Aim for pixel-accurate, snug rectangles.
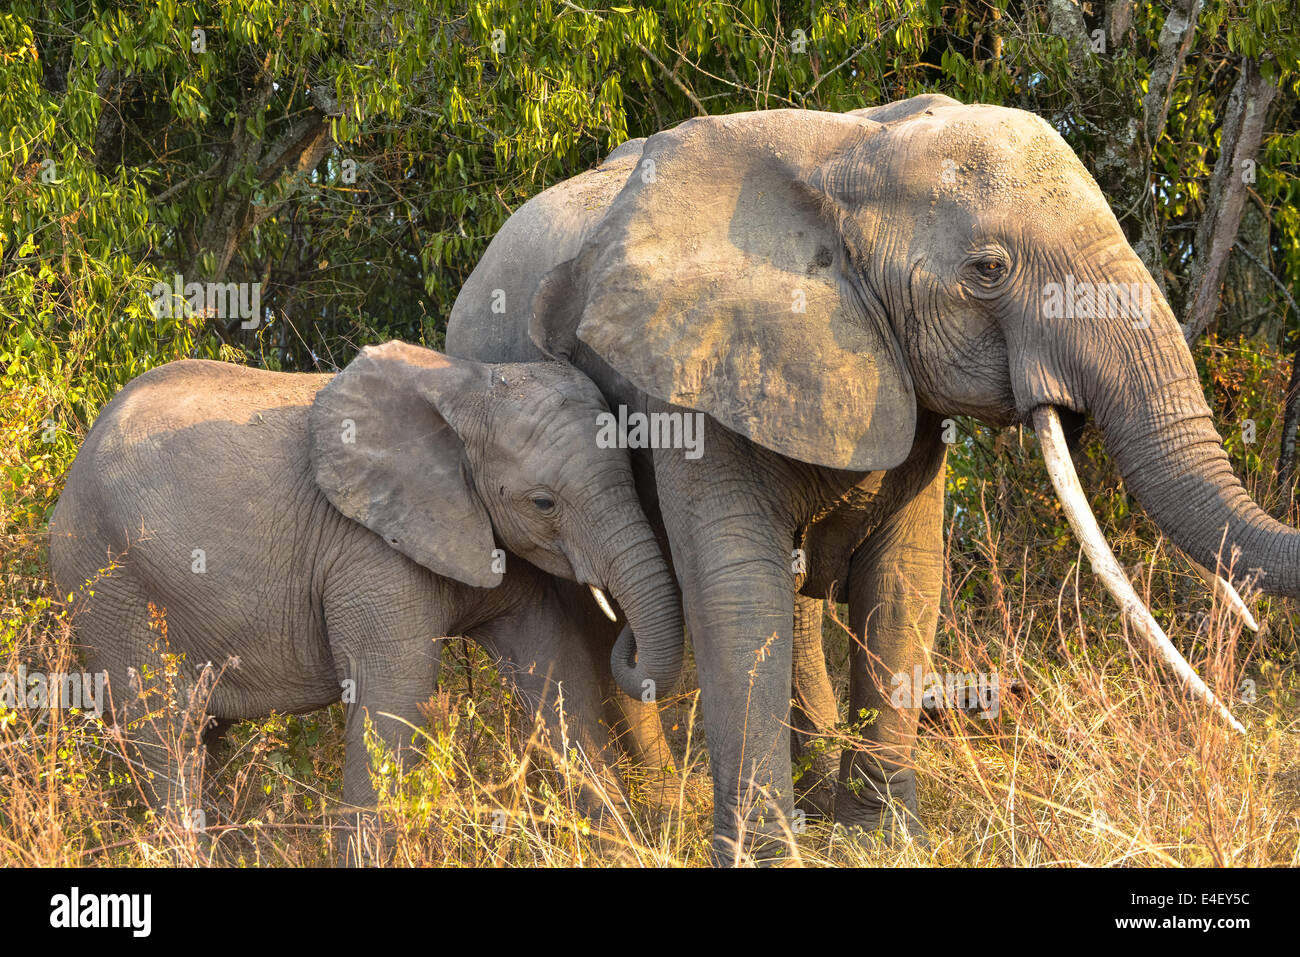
[531,496,556,513]
[975,258,1006,279]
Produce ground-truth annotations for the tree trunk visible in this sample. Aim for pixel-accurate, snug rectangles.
[1182,58,1279,343]
[1276,341,1300,516]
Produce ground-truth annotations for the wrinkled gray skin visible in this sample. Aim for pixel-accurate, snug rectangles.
[49,343,682,858]
[447,94,1300,864]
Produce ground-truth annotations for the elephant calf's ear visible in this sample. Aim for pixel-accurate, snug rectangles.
[309,341,503,588]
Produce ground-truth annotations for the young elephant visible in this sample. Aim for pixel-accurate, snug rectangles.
[48,342,683,849]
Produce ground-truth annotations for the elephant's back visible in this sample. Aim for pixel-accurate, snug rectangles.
[88,360,326,478]
[51,360,332,604]
[101,360,330,436]
[446,148,643,363]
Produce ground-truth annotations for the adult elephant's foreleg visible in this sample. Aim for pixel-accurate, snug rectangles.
[652,415,800,864]
[689,545,796,864]
[837,448,945,841]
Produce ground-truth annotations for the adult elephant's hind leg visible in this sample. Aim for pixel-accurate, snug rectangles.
[838,447,945,843]
[791,594,838,819]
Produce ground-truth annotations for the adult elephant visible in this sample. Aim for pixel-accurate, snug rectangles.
[447,94,1297,862]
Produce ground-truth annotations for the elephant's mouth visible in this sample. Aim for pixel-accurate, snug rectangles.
[1031,405,1252,734]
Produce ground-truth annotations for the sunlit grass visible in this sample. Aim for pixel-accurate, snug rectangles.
[3,353,1298,866]
[2,538,1296,866]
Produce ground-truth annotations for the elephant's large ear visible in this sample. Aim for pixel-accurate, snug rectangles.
[530,109,914,471]
[310,341,503,588]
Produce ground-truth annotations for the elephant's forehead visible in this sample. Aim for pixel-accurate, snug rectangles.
[491,387,603,445]
[921,111,1104,216]
[493,362,604,403]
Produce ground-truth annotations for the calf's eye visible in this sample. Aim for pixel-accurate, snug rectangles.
[532,496,556,512]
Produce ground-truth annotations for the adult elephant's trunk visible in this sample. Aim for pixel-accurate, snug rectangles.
[602,528,684,703]
[1026,263,1300,732]
[1083,319,1300,600]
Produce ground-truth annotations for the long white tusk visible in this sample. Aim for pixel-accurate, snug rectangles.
[589,585,618,622]
[1185,556,1260,633]
[1033,406,1246,735]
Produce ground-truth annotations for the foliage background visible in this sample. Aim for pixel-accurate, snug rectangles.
[1,0,1298,864]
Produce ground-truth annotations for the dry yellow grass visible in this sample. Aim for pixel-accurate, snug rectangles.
[3,380,1298,867]
[2,551,1296,867]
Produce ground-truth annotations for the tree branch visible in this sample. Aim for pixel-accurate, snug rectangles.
[1143,0,1203,147]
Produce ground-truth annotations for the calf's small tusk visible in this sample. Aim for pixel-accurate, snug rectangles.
[1185,556,1260,633]
[589,585,618,622]
[1033,406,1246,735]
